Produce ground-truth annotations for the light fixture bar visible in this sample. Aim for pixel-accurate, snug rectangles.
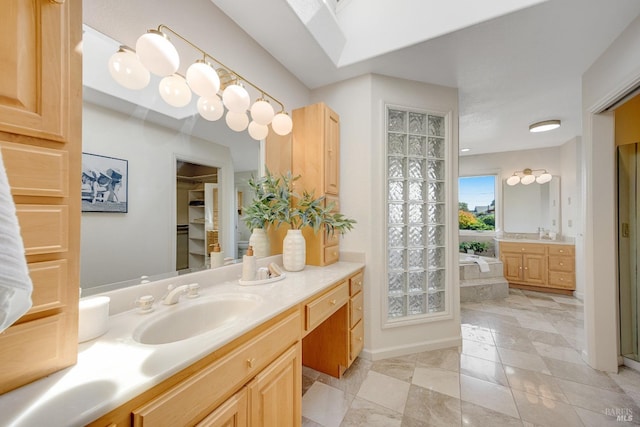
[505,168,552,186]
[157,25,285,112]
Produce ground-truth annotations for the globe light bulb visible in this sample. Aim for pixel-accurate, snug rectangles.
[271,112,293,136]
[108,47,150,90]
[521,174,536,185]
[250,99,275,126]
[506,175,520,186]
[159,74,192,107]
[222,83,250,113]
[197,95,224,121]
[135,30,180,76]
[226,111,249,132]
[186,60,220,98]
[248,121,269,140]
[536,173,552,184]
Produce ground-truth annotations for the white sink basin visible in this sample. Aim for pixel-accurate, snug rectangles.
[133,294,263,345]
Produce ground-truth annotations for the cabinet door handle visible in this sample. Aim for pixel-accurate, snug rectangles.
[247,358,256,368]
[524,267,528,270]
[358,281,362,286]
[357,306,363,311]
[329,299,337,305]
[358,337,363,342]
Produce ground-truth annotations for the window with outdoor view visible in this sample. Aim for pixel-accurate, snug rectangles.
[458,175,496,231]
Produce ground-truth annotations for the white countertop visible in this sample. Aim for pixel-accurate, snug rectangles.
[494,237,575,245]
[0,258,364,427]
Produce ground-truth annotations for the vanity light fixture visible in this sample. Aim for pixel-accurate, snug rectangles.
[529,119,561,133]
[506,168,552,186]
[108,25,292,139]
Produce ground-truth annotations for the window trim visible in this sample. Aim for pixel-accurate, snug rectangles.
[458,171,501,235]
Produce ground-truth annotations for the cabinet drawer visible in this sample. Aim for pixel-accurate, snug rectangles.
[323,244,340,265]
[500,242,546,254]
[548,245,575,256]
[133,312,300,426]
[350,291,363,328]
[305,281,349,331]
[548,271,575,289]
[350,320,364,362]
[349,271,363,296]
[548,256,574,273]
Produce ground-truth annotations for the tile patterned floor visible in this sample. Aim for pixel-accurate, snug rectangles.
[301,289,640,426]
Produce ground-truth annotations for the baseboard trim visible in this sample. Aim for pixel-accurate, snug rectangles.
[360,335,462,361]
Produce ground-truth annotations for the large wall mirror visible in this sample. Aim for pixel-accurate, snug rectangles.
[81,26,260,295]
[503,176,561,234]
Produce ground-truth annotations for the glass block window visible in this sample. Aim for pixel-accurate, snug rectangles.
[386,106,447,320]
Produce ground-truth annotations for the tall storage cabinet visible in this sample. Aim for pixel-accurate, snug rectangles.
[0,0,81,394]
[292,102,341,266]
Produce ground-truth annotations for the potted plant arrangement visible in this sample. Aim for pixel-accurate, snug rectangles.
[459,241,489,255]
[243,170,356,271]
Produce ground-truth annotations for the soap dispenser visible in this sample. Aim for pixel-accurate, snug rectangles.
[242,245,257,281]
[210,243,224,269]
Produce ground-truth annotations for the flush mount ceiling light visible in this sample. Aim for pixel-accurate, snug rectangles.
[529,119,561,133]
[108,24,292,138]
[506,168,552,186]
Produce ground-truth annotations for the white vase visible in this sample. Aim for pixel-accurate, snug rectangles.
[248,228,269,258]
[282,229,306,271]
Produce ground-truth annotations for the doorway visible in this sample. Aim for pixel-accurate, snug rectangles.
[176,160,219,270]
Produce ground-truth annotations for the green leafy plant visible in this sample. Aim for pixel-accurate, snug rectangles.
[242,170,356,236]
[459,241,489,254]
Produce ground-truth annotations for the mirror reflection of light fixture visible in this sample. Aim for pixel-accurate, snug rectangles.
[529,119,561,133]
[506,168,553,186]
[108,24,291,138]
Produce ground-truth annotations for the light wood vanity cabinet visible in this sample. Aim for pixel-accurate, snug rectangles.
[0,0,81,394]
[265,102,343,266]
[499,242,575,294]
[89,268,364,427]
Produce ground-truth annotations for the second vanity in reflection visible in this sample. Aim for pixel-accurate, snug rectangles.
[497,238,575,294]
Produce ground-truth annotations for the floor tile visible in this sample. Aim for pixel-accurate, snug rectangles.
[460,400,524,427]
[492,331,537,353]
[460,374,519,418]
[556,377,640,415]
[302,416,323,426]
[543,357,623,392]
[414,347,460,372]
[609,366,640,395]
[370,356,415,383]
[462,339,501,363]
[497,347,551,375]
[525,329,571,347]
[317,357,372,396]
[512,389,583,427]
[516,316,558,333]
[411,366,460,398]
[532,341,584,365]
[302,382,353,427]
[462,324,495,345]
[403,385,461,427]
[340,397,403,427]
[503,365,569,403]
[356,370,411,413]
[460,353,509,387]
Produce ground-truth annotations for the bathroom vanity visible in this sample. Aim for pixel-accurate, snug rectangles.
[497,239,575,294]
[0,259,364,427]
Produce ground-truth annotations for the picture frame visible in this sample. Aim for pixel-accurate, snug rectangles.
[81,152,128,213]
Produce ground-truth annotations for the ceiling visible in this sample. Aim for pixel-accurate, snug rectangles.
[212,0,640,156]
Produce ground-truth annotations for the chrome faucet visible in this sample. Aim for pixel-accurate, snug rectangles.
[161,284,189,305]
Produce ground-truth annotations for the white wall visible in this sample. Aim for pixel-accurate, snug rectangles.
[581,14,640,371]
[81,102,235,288]
[312,74,461,359]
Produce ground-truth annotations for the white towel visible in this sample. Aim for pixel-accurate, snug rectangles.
[474,257,491,273]
[0,149,33,333]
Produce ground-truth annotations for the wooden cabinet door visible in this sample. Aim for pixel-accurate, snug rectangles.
[197,388,248,427]
[502,252,523,282]
[248,344,301,427]
[324,107,340,195]
[523,254,546,285]
[0,0,81,395]
[0,0,70,141]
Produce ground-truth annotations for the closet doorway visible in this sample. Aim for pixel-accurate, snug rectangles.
[176,160,219,270]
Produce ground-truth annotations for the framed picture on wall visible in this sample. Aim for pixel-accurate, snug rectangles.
[81,152,128,213]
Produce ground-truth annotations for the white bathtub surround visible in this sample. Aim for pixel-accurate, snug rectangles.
[459,254,508,303]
